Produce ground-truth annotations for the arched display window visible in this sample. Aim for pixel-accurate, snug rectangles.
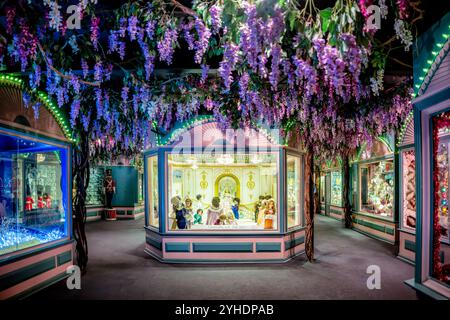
[143,117,305,263]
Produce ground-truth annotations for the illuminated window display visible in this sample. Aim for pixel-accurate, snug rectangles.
[147,156,159,228]
[167,152,279,231]
[0,131,69,256]
[143,119,305,263]
[320,174,325,203]
[360,160,394,218]
[287,155,301,228]
[330,171,342,207]
[402,150,416,229]
[433,131,450,242]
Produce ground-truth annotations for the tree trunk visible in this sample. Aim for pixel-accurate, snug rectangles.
[342,155,352,228]
[304,147,315,262]
[72,133,90,273]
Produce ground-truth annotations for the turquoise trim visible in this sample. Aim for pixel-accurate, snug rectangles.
[192,242,253,252]
[145,236,162,251]
[165,242,190,252]
[0,239,74,267]
[284,235,305,250]
[351,227,395,245]
[56,251,72,266]
[413,106,423,282]
[0,257,55,291]
[9,272,69,300]
[405,240,416,253]
[255,242,282,252]
[404,278,449,300]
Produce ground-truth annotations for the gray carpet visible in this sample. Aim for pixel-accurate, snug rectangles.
[30,214,417,299]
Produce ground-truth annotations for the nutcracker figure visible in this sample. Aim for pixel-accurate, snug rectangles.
[103,169,116,209]
[44,193,52,208]
[37,192,44,209]
[25,194,34,211]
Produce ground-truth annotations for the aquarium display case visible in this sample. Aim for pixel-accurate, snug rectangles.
[143,118,305,263]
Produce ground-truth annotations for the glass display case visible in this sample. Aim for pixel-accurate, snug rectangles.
[0,131,70,256]
[320,174,325,204]
[86,166,105,206]
[360,160,394,218]
[401,150,416,230]
[143,119,305,263]
[330,171,342,207]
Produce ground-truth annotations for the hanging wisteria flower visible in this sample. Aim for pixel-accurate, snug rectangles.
[396,0,410,19]
[378,0,388,18]
[68,35,80,54]
[200,64,209,84]
[209,5,222,34]
[239,72,250,100]
[394,19,413,51]
[94,61,103,81]
[45,0,62,31]
[6,7,16,35]
[128,16,139,41]
[119,17,127,37]
[218,43,239,91]
[146,20,157,40]
[157,27,178,65]
[269,44,281,90]
[194,18,211,64]
[32,102,41,120]
[182,21,195,50]
[90,16,100,50]
[70,99,81,127]
[81,59,89,79]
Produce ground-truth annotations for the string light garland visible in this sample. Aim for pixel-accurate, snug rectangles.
[0,74,75,142]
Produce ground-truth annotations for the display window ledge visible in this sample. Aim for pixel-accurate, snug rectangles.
[0,239,74,267]
[144,226,305,237]
[405,278,450,300]
[397,255,415,266]
[398,227,416,235]
[351,210,395,223]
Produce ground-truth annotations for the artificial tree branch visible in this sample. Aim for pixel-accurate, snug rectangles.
[170,0,197,17]
[37,42,101,87]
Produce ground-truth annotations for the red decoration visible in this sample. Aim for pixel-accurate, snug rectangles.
[37,195,44,208]
[25,196,34,211]
[432,114,450,283]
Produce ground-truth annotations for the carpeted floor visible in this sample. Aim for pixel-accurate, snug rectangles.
[29,214,417,300]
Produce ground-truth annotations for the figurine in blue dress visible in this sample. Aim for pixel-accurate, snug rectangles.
[231,198,240,220]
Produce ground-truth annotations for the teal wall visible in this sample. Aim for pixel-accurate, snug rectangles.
[111,166,139,207]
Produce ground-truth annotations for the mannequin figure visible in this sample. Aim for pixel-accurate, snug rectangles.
[264,199,276,229]
[206,197,223,225]
[172,196,187,230]
[43,193,52,208]
[184,198,194,229]
[194,209,203,224]
[25,194,34,211]
[257,200,267,226]
[103,169,116,209]
[231,197,240,220]
[37,192,44,209]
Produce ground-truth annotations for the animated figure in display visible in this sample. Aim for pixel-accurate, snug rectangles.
[37,192,44,209]
[25,194,34,211]
[171,196,187,230]
[264,199,276,229]
[257,199,267,226]
[184,198,194,229]
[194,209,203,224]
[206,197,223,225]
[43,193,52,208]
[232,198,240,220]
[103,169,116,209]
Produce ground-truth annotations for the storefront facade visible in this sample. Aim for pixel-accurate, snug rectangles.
[319,159,344,220]
[0,76,73,299]
[143,117,305,263]
[406,12,450,299]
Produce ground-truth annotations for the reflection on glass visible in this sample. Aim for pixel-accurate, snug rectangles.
[330,171,342,207]
[0,133,68,256]
[360,160,394,217]
[435,139,449,241]
[287,155,301,228]
[147,156,159,228]
[320,175,325,203]
[167,153,278,231]
[402,150,416,229]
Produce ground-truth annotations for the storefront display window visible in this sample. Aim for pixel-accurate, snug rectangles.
[0,132,69,256]
[330,171,342,207]
[147,156,159,228]
[167,152,279,231]
[320,174,325,203]
[402,150,416,229]
[360,160,394,218]
[287,154,301,229]
[433,131,450,242]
